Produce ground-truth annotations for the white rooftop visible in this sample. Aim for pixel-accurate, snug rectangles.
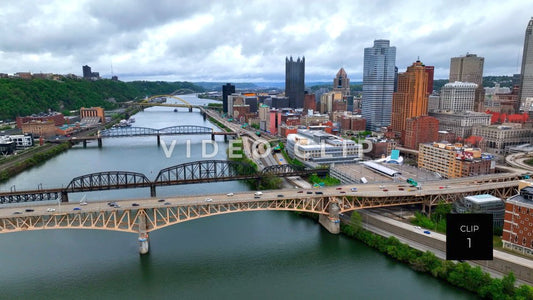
[464,194,501,203]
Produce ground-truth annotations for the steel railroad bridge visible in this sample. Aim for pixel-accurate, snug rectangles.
[0,160,327,203]
[0,178,520,254]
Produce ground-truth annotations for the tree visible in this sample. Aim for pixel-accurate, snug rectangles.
[349,211,363,234]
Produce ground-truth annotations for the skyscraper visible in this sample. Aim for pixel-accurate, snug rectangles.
[449,53,484,112]
[362,40,396,131]
[285,57,305,108]
[82,65,92,79]
[333,68,350,96]
[391,60,429,139]
[222,83,235,114]
[519,17,533,104]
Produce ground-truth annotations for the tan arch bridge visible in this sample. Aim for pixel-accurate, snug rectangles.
[0,180,519,254]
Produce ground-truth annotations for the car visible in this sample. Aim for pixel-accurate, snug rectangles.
[277,194,284,197]
[254,191,263,196]
[13,211,22,215]
[80,201,88,206]
[414,226,421,230]
[205,198,213,202]
[350,187,358,192]
[73,207,81,211]
[379,185,385,189]
[315,191,323,195]
[132,203,140,207]
[439,186,444,189]
[108,202,117,206]
[158,199,165,202]
[408,189,415,192]
[336,187,342,190]
[226,193,234,196]
[340,191,346,194]
[423,230,431,235]
[47,208,56,212]
[164,202,171,205]
[25,209,34,212]
[113,204,121,208]
[398,188,404,191]
[297,191,303,193]
[383,189,388,192]
[254,196,260,199]
[307,191,313,194]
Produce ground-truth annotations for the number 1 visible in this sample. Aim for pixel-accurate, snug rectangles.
[467,237,471,248]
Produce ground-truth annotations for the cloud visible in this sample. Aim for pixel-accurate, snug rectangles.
[0,0,532,82]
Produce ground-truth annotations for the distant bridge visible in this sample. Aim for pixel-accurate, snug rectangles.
[0,160,327,203]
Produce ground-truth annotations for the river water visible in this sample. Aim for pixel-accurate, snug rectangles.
[0,95,475,299]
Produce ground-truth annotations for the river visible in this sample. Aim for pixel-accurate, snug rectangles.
[0,94,475,299]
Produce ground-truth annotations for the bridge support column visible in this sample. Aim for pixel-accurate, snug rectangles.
[138,213,150,255]
[97,138,102,148]
[318,199,340,234]
[60,191,69,203]
[83,140,87,148]
[150,185,156,197]
[157,134,161,146]
[202,112,206,120]
[224,135,228,142]
[211,134,215,141]
[189,107,193,112]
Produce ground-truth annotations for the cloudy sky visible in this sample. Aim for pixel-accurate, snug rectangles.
[1,0,532,83]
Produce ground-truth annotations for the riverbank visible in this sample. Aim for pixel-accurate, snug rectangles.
[340,211,533,299]
[0,106,141,184]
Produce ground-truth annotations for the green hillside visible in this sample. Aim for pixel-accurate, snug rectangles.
[0,78,204,120]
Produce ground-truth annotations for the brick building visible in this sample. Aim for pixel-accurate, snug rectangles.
[20,121,57,138]
[403,116,439,149]
[418,143,495,178]
[503,186,533,256]
[16,112,65,128]
[80,107,105,124]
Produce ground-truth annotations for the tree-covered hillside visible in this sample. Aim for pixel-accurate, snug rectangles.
[0,78,204,120]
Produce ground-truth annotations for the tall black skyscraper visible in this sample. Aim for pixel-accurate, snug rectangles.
[285,57,305,108]
[82,65,92,79]
[222,83,235,113]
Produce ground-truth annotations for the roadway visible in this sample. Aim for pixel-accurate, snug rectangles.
[0,178,519,219]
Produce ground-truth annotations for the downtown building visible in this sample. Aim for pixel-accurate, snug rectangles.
[503,185,533,256]
[449,53,485,112]
[285,57,305,108]
[333,68,350,97]
[418,142,495,178]
[362,40,396,131]
[222,83,235,114]
[519,17,533,106]
[391,60,431,145]
[439,81,477,112]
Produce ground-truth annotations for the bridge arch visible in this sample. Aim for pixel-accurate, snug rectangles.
[143,94,193,107]
[159,125,213,135]
[261,164,306,175]
[99,126,159,137]
[66,171,151,192]
[154,160,257,185]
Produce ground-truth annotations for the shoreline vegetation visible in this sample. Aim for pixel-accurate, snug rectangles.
[0,106,140,183]
[340,211,533,299]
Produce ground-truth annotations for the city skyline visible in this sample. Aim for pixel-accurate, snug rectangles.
[1,1,533,82]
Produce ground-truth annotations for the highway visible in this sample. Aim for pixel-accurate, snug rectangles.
[0,178,519,218]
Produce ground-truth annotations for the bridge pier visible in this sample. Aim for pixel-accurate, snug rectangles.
[150,185,157,197]
[202,112,207,120]
[60,191,69,203]
[97,138,102,148]
[189,107,193,112]
[318,199,340,234]
[224,135,228,142]
[83,140,87,148]
[211,134,215,141]
[138,214,150,255]
[157,134,161,146]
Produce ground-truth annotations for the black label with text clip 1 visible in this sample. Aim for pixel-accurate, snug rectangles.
[446,213,493,260]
